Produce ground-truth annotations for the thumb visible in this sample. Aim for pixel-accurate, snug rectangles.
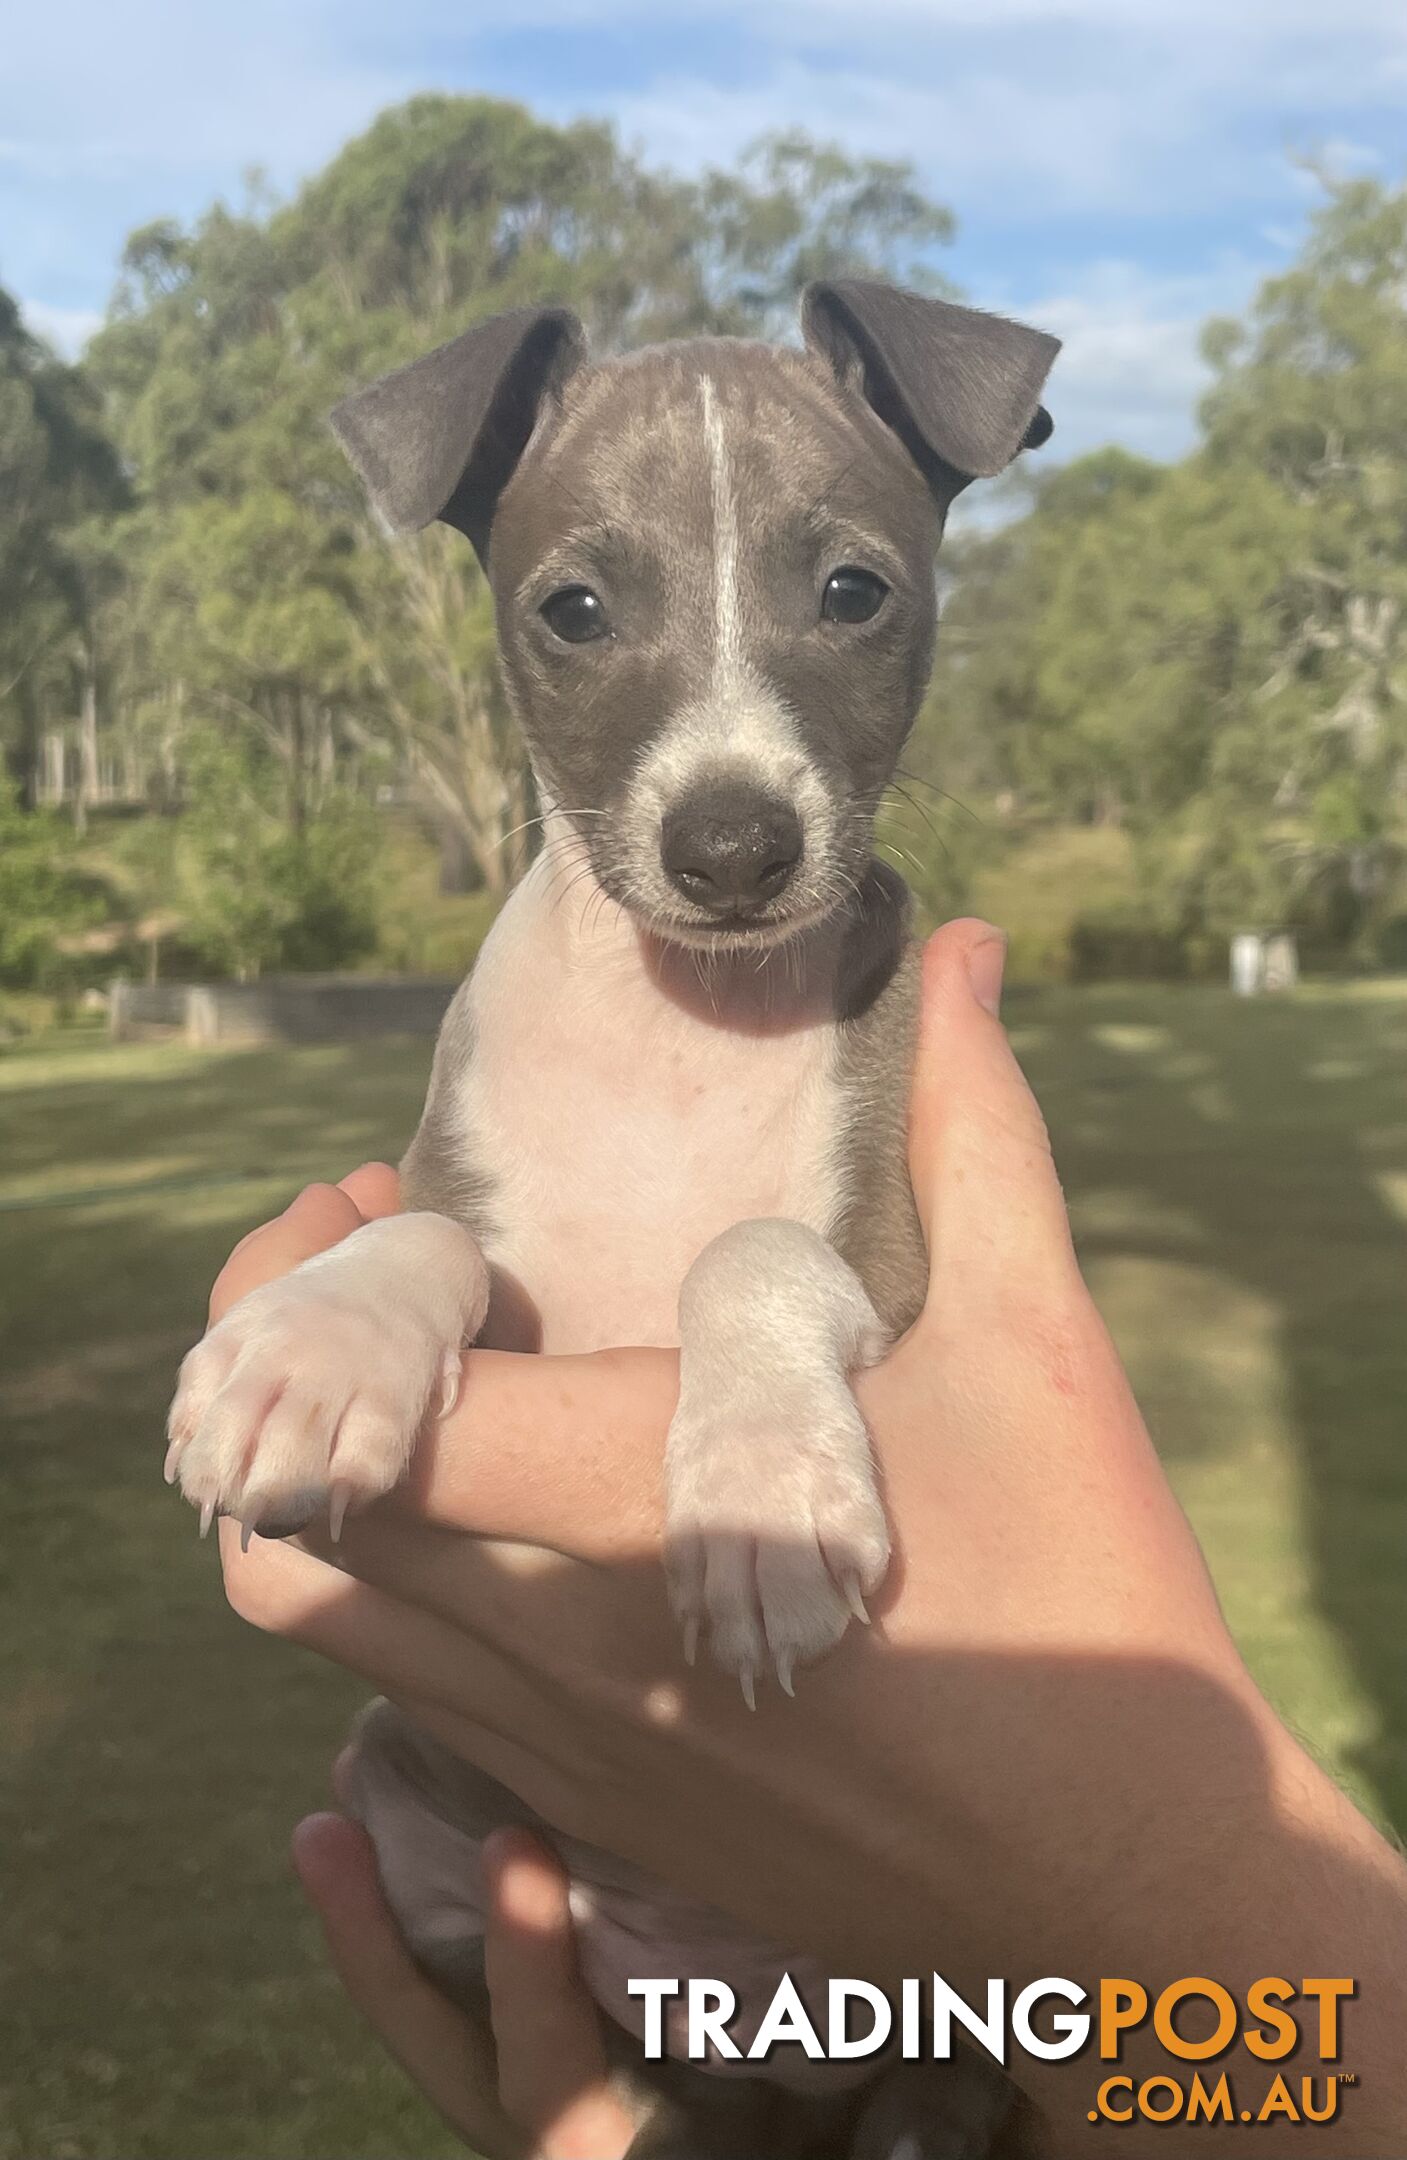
[208,1165,398,1323]
[337,1160,401,1220]
[907,919,1079,1315]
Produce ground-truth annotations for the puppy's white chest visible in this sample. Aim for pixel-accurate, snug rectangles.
[452,887,845,1353]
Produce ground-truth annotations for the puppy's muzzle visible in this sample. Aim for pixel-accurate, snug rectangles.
[660,782,803,918]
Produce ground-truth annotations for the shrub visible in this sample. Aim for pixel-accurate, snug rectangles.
[1067,904,1224,983]
[0,785,103,989]
[1003,925,1074,985]
[177,734,381,980]
[1372,913,1407,972]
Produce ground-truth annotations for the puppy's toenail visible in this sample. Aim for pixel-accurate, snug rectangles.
[242,1489,330,1540]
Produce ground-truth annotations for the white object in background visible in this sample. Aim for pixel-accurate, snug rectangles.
[1264,933,1299,992]
[1231,932,1265,996]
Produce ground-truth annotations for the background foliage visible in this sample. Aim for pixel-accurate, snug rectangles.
[2,100,1406,1003]
[922,177,1407,971]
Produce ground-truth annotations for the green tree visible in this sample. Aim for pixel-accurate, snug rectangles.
[0,783,101,987]
[175,732,379,981]
[0,289,124,809]
[924,174,1407,957]
[1199,175,1407,945]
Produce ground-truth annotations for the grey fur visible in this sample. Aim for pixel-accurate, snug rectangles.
[401,985,550,1352]
[802,280,1058,497]
[330,304,585,556]
[831,872,928,1340]
[399,979,496,1226]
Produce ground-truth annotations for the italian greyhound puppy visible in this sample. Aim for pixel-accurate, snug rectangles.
[167,281,1059,2157]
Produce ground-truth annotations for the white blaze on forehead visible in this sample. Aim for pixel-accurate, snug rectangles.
[700,375,742,674]
[629,374,832,860]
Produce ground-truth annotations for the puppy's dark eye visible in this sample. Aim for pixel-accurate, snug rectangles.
[541,586,610,643]
[821,567,889,625]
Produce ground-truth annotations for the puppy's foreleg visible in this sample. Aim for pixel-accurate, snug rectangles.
[665,1220,891,1702]
[167,1212,489,1539]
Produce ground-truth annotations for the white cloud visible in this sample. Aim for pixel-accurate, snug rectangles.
[449,0,1407,30]
[0,1,415,181]
[610,67,1177,215]
[19,299,102,356]
[604,27,1405,221]
[0,1,420,327]
[939,253,1267,531]
[516,0,1407,229]
[994,258,1266,465]
[6,0,1404,212]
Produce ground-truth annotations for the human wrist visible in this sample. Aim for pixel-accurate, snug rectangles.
[1023,1703,1407,2154]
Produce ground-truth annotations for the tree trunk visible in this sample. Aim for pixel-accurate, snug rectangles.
[75,658,99,836]
[43,728,66,807]
[287,691,308,837]
[160,682,184,808]
[13,677,40,810]
[437,815,477,895]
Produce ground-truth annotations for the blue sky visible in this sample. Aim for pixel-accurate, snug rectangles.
[4,0,1405,465]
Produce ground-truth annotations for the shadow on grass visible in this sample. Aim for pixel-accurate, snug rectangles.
[2,1545,1396,2158]
[0,1036,446,2158]
[1018,985,1407,1834]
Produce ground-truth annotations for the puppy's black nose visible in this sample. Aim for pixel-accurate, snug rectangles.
[661,788,803,913]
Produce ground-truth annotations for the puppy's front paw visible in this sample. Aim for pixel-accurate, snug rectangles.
[165,1216,485,1541]
[664,1379,890,1705]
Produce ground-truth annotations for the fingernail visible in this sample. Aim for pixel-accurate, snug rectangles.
[966,930,1007,1017]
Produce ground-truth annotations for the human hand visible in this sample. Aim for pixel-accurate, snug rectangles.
[213,921,1407,2154]
[293,1805,634,2159]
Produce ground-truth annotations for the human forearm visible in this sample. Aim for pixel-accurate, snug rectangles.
[996,1706,1407,2155]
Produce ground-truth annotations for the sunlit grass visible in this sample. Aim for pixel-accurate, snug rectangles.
[2,981,1404,2156]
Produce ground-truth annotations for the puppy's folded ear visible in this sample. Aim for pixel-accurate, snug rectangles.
[331,306,586,559]
[802,280,1059,502]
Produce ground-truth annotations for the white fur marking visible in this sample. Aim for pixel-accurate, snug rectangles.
[455,832,846,1353]
[700,375,741,672]
[619,376,838,919]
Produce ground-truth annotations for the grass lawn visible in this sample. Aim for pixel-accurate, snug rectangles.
[2,983,1405,2158]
